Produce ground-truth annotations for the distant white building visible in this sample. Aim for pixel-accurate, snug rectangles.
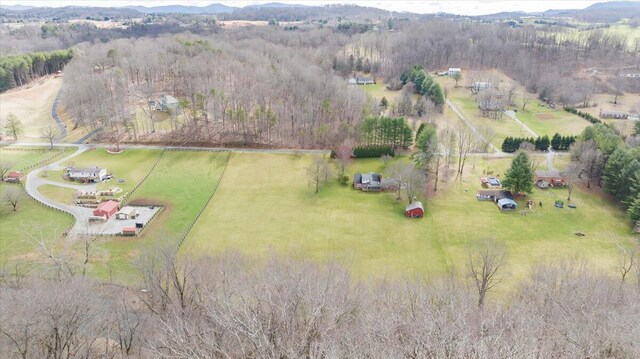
[448,68,461,76]
[472,81,493,91]
[66,167,107,182]
[151,95,180,112]
[348,76,376,85]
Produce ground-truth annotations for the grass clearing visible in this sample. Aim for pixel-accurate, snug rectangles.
[57,148,163,195]
[0,184,73,265]
[84,150,229,282]
[184,153,636,285]
[0,147,72,173]
[447,87,525,147]
[514,100,591,137]
[37,184,76,205]
[0,76,62,141]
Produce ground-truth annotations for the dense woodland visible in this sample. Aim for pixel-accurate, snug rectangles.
[1,248,639,358]
[0,49,72,92]
[61,29,368,148]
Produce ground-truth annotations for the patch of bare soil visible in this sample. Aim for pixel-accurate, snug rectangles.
[535,113,557,120]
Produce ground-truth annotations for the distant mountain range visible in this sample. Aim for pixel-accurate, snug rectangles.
[124,3,238,15]
[1,1,638,22]
[475,1,640,21]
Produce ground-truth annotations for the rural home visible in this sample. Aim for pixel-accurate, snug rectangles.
[599,110,629,119]
[535,170,566,187]
[476,190,514,202]
[349,76,376,85]
[480,177,501,188]
[151,95,180,112]
[93,200,120,219]
[448,68,461,76]
[472,81,493,91]
[66,167,108,182]
[353,172,382,192]
[115,206,138,220]
[405,201,424,218]
[4,171,23,183]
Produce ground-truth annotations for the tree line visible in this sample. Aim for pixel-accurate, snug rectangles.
[501,133,576,152]
[359,115,413,147]
[1,245,639,358]
[567,123,640,225]
[0,49,72,92]
[345,19,637,106]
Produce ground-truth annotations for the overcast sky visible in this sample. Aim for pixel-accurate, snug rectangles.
[0,0,631,16]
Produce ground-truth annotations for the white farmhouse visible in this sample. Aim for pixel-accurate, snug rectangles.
[66,167,108,183]
[448,67,461,76]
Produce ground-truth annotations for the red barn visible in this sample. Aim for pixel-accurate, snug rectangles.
[405,201,424,218]
[93,200,119,219]
[5,171,23,183]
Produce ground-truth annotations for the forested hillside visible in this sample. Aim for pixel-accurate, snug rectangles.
[61,28,367,148]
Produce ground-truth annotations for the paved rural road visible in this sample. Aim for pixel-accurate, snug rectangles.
[504,110,538,138]
[547,148,557,171]
[7,142,331,155]
[445,99,503,155]
[50,90,68,141]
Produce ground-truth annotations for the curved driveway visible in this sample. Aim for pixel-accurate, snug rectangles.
[24,145,98,236]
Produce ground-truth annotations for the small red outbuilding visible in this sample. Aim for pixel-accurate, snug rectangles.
[93,200,120,219]
[5,171,23,183]
[405,201,424,218]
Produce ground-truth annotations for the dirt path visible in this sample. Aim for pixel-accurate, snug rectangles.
[504,110,538,138]
[445,99,503,155]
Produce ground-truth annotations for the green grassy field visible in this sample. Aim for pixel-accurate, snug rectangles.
[0,184,74,264]
[183,153,636,284]
[447,88,525,148]
[83,150,229,282]
[37,184,76,204]
[513,100,591,137]
[0,147,70,172]
[0,148,75,269]
[55,148,163,195]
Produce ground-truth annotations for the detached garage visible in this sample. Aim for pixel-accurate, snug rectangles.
[93,200,120,219]
[405,201,424,218]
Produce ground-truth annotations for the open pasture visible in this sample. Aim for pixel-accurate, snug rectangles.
[0,76,62,141]
[182,152,635,284]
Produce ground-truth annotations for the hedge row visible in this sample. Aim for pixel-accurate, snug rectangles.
[564,107,601,124]
[353,145,394,158]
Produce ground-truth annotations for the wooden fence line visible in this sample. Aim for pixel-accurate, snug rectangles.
[176,151,232,249]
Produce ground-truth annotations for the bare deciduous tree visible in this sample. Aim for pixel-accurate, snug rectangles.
[467,239,508,308]
[4,187,21,212]
[334,138,355,175]
[0,161,12,181]
[307,156,332,194]
[615,243,637,285]
[40,124,57,150]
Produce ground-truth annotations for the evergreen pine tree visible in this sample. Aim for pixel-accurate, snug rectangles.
[502,151,534,194]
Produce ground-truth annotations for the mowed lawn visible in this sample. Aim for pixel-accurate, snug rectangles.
[0,147,71,172]
[513,100,591,137]
[85,150,229,282]
[447,87,525,148]
[0,184,74,263]
[184,153,636,284]
[52,148,163,195]
[0,148,75,266]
